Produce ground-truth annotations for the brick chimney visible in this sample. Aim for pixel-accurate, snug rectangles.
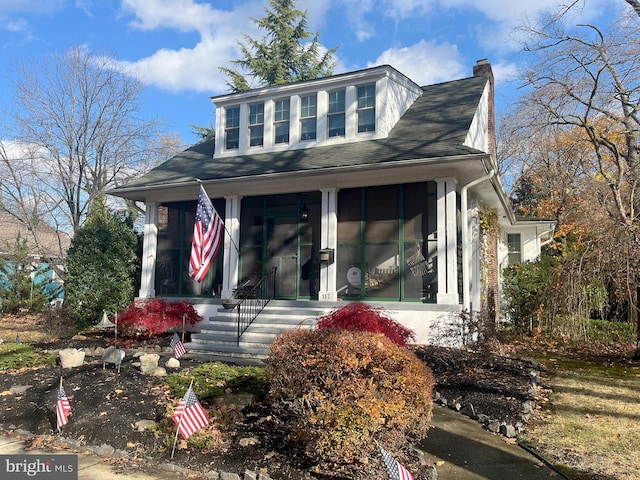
[472,59,496,159]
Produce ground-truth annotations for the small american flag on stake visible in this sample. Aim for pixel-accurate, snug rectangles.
[380,446,414,480]
[56,380,72,431]
[172,386,209,440]
[170,332,187,358]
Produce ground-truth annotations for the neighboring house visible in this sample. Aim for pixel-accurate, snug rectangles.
[0,210,70,304]
[109,59,554,347]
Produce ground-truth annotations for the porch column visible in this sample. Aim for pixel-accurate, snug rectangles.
[319,187,338,301]
[221,195,242,299]
[138,201,158,299]
[436,178,459,304]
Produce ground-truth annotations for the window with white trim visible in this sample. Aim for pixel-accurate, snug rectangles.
[300,94,317,141]
[327,89,345,137]
[357,84,375,133]
[225,106,240,150]
[274,98,290,144]
[249,103,264,147]
[507,233,522,264]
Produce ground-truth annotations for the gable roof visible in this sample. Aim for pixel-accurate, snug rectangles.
[0,211,71,260]
[111,75,489,200]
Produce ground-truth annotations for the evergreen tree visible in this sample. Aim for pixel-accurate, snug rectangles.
[221,0,337,92]
[0,236,50,314]
[65,205,141,327]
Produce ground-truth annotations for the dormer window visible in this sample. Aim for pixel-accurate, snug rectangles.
[225,106,240,150]
[274,98,290,144]
[300,94,317,141]
[328,89,345,137]
[357,84,375,133]
[249,103,264,147]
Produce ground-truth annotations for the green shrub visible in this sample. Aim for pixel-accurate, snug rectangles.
[65,208,141,328]
[166,362,269,403]
[502,254,559,332]
[266,328,434,464]
[316,302,415,346]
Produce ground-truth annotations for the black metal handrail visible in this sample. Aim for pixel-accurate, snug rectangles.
[236,267,277,345]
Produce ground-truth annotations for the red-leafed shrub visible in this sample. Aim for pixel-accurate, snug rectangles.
[267,328,434,465]
[316,302,415,346]
[117,298,202,338]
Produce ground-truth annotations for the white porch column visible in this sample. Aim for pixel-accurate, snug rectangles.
[436,178,459,304]
[319,187,338,301]
[222,195,242,299]
[138,202,158,298]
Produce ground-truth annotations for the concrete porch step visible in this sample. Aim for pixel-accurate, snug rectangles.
[186,300,336,360]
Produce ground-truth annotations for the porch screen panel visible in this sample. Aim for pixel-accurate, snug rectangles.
[337,189,362,298]
[155,200,224,297]
[403,182,437,301]
[155,205,182,295]
[239,198,264,284]
[364,185,399,299]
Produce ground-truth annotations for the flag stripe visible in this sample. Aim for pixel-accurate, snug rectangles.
[380,446,414,480]
[56,385,72,430]
[170,332,187,358]
[189,185,224,283]
[172,387,209,440]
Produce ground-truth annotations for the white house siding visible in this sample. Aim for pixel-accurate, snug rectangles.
[377,72,423,136]
[464,82,490,153]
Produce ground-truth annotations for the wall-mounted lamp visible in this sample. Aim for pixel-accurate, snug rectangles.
[300,195,310,222]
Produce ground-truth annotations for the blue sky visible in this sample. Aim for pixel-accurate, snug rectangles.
[0,0,618,145]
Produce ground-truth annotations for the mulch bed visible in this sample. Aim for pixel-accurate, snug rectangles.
[0,332,541,479]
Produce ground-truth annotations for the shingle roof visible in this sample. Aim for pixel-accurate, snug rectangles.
[0,211,71,259]
[115,75,488,191]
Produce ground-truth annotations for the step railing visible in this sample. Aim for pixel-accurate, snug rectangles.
[235,267,277,345]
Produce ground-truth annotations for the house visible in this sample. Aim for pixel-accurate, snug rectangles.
[109,59,554,351]
[0,210,69,304]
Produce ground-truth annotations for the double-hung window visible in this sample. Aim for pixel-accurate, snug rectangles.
[225,106,240,150]
[357,84,375,133]
[328,89,345,137]
[507,233,522,264]
[274,98,290,144]
[300,94,317,141]
[249,103,264,147]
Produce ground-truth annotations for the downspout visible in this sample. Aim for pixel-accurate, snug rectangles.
[461,169,495,312]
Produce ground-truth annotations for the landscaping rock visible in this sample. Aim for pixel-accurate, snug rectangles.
[139,353,160,374]
[499,424,517,438]
[58,348,85,368]
[165,357,181,369]
[134,420,156,432]
[150,367,167,377]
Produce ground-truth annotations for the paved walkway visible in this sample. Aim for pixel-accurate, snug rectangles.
[420,405,563,479]
[0,405,564,479]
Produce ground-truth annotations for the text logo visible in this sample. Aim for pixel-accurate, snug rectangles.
[1,455,77,480]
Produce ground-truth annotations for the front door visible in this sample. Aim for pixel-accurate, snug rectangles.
[266,214,298,299]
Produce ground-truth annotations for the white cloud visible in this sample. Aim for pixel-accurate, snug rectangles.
[111,0,619,95]
[368,40,466,86]
[116,0,268,93]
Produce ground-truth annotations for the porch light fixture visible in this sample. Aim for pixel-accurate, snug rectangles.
[300,196,310,222]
